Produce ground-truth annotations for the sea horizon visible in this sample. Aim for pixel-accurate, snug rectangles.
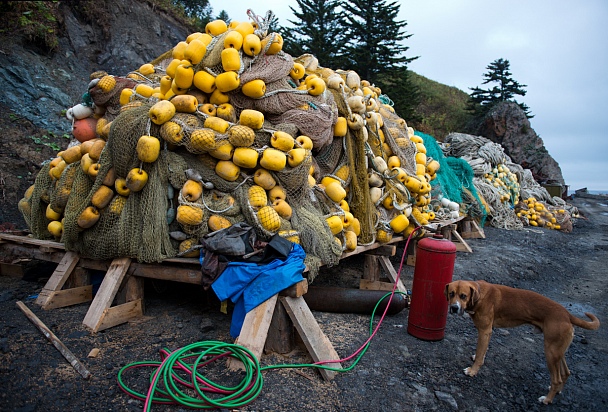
[587,189,608,195]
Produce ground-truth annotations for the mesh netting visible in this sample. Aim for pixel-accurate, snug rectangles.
[21,162,55,239]
[345,128,376,244]
[20,23,438,276]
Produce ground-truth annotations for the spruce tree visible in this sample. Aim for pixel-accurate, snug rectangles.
[282,0,347,68]
[339,0,419,120]
[340,0,417,83]
[173,0,213,29]
[468,58,533,118]
[174,0,212,20]
[216,10,230,24]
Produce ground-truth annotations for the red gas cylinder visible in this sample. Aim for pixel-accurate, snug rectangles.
[407,233,456,341]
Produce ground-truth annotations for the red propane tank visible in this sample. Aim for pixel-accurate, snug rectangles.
[407,233,456,341]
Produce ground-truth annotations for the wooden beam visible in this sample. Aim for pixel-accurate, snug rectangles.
[377,256,408,293]
[470,219,486,239]
[280,296,342,381]
[228,294,279,371]
[83,257,131,332]
[359,279,395,292]
[363,245,396,257]
[128,262,202,284]
[265,299,295,354]
[279,279,308,298]
[0,233,65,249]
[16,301,91,379]
[450,225,473,253]
[36,251,80,307]
[362,255,381,282]
[43,285,92,310]
[95,299,143,332]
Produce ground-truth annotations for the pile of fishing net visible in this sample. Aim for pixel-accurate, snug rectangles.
[17,10,504,281]
[441,132,575,230]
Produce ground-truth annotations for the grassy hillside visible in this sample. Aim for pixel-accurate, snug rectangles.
[408,71,472,141]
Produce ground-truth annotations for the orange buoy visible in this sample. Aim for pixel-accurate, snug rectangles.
[72,117,98,142]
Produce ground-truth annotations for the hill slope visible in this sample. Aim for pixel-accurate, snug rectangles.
[408,71,472,140]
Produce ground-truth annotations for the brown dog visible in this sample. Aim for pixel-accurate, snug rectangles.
[445,280,600,404]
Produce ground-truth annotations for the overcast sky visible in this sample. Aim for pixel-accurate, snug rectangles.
[212,1,608,192]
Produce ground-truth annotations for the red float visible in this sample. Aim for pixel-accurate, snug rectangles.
[72,117,98,142]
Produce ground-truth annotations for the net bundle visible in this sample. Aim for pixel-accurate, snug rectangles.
[19,11,429,278]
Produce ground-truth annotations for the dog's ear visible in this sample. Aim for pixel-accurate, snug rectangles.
[468,284,480,309]
[444,284,451,301]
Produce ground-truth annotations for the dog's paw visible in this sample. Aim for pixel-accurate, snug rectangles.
[538,395,551,404]
[464,367,477,377]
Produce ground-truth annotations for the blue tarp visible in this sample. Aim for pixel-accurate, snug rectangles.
[211,243,306,337]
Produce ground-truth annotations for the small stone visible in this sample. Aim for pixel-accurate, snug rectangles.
[435,390,458,410]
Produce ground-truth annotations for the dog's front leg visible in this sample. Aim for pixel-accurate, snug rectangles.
[465,326,492,377]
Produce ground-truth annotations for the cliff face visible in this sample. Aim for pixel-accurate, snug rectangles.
[0,0,190,134]
[0,0,191,227]
[476,102,565,185]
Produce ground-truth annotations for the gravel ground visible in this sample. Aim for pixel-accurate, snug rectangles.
[0,195,606,412]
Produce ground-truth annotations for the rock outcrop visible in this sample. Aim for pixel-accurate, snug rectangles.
[0,0,190,134]
[475,102,564,185]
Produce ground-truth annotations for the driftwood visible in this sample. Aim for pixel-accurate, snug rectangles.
[16,301,91,379]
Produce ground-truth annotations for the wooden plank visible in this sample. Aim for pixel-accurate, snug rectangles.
[43,285,92,310]
[124,276,145,303]
[281,296,342,381]
[451,226,473,253]
[406,238,418,267]
[471,219,486,239]
[36,251,80,307]
[83,257,131,332]
[16,301,91,379]
[339,236,404,261]
[228,294,278,371]
[377,256,408,293]
[0,262,24,277]
[363,245,396,257]
[0,233,65,249]
[362,255,381,281]
[129,263,202,284]
[265,299,295,354]
[279,279,308,298]
[359,279,395,292]
[96,299,143,332]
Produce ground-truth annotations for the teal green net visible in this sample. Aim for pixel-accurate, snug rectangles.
[416,131,487,226]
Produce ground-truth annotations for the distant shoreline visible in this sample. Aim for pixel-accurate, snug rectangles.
[584,189,607,195]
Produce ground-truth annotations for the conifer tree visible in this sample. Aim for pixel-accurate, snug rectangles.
[469,58,533,118]
[340,0,417,83]
[339,0,419,120]
[281,0,347,68]
[216,10,230,24]
[173,0,213,29]
[174,0,212,20]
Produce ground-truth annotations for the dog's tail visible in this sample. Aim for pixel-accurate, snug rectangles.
[570,313,600,330]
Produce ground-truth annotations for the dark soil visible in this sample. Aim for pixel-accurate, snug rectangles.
[0,196,607,412]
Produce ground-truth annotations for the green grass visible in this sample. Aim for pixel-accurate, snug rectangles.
[408,71,472,141]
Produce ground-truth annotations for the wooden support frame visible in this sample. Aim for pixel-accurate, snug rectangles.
[228,279,341,381]
[459,218,486,239]
[281,296,341,381]
[82,257,141,332]
[449,224,473,253]
[35,251,92,310]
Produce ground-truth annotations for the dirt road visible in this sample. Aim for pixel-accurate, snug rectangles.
[0,195,606,411]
